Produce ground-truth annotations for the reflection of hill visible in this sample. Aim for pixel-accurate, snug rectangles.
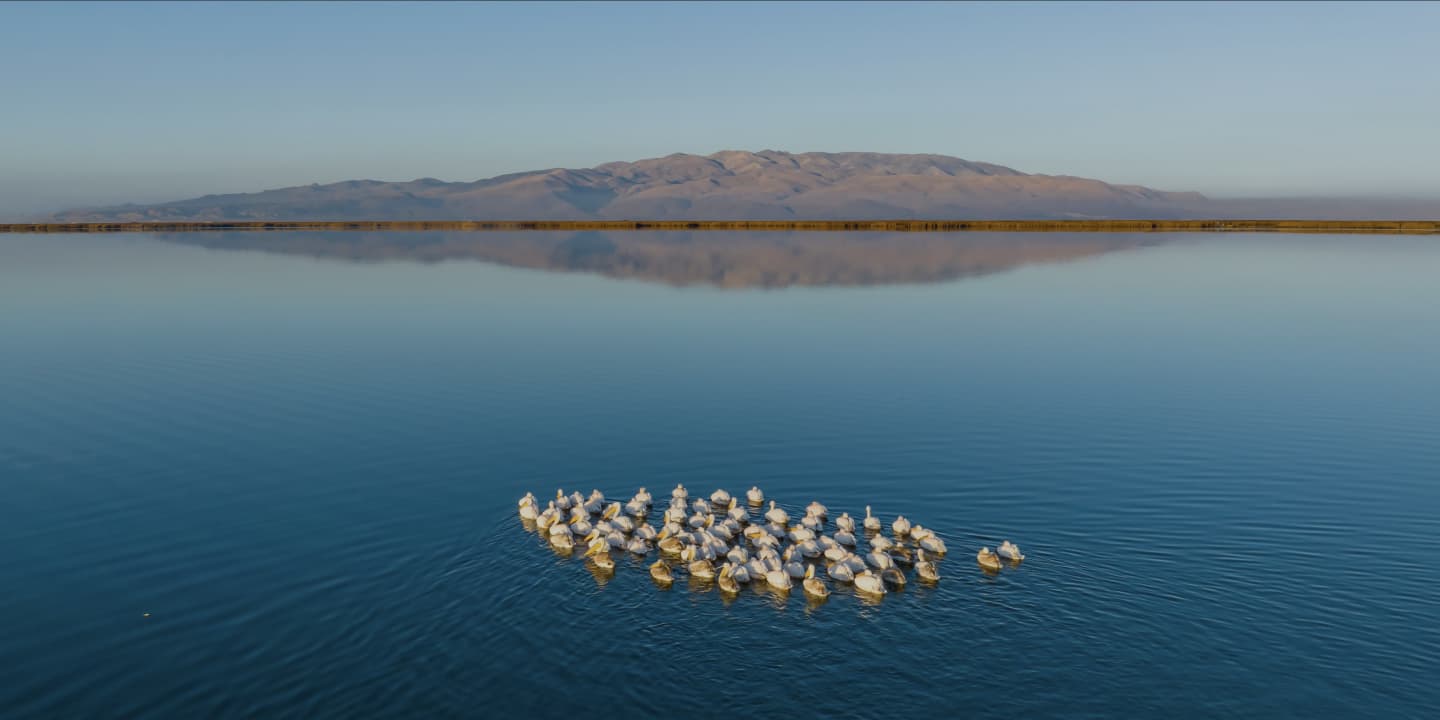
[153,231,1160,289]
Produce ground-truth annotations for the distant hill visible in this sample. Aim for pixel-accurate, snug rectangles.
[51,150,1440,222]
[54,150,1212,221]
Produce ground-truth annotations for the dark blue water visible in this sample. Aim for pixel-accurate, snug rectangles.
[2,232,1437,719]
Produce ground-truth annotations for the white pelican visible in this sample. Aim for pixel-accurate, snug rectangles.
[747,486,764,505]
[802,565,830,599]
[710,488,732,506]
[665,506,687,524]
[612,516,635,534]
[842,554,867,573]
[998,540,1025,562]
[569,491,585,509]
[835,512,855,533]
[691,498,710,514]
[797,539,821,558]
[688,512,707,529]
[570,518,591,536]
[536,502,560,530]
[827,562,855,583]
[805,501,828,519]
[854,570,886,596]
[977,547,1002,572]
[865,548,895,571]
[783,547,806,579]
[650,559,673,584]
[824,545,848,563]
[672,484,688,501]
[519,501,539,521]
[787,526,815,544]
[584,537,609,557]
[870,536,895,552]
[550,533,573,552]
[731,562,751,584]
[743,524,766,543]
[717,563,739,594]
[635,524,657,541]
[892,515,911,538]
[763,522,787,539]
[726,498,748,523]
[634,487,652,505]
[881,567,906,588]
[553,489,571,511]
[752,533,779,550]
[765,566,792,590]
[915,550,940,582]
[689,558,715,580]
[800,515,823,532]
[606,531,627,549]
[658,536,683,555]
[726,545,749,565]
[519,491,537,509]
[627,538,651,556]
[764,501,789,526]
[602,502,622,520]
[909,525,934,542]
[919,535,948,555]
[593,550,615,570]
[624,498,647,517]
[548,521,573,539]
[863,506,881,532]
[745,558,768,580]
[833,529,856,547]
[582,495,603,515]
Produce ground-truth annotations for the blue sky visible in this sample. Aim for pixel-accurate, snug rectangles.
[2,1,1437,216]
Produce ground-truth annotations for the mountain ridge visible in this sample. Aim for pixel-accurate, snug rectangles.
[53,150,1213,222]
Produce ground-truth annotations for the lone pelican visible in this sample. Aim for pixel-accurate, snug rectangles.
[747,486,765,505]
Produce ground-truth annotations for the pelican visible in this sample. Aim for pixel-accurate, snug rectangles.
[916,549,940,582]
[711,488,732,506]
[863,506,881,532]
[717,563,739,594]
[624,498,647,517]
[519,492,537,510]
[650,559,674,584]
[548,521,573,539]
[743,524,767,543]
[592,550,615,570]
[783,547,806,579]
[753,532,779,550]
[536,502,559,530]
[688,512,707,529]
[519,501,539,521]
[824,545,848,563]
[833,529,856,547]
[672,484,688,501]
[659,536,684,555]
[854,570,886,596]
[827,562,855,583]
[634,523,657,541]
[797,539,821,558]
[909,525,934,542]
[726,545,749,565]
[870,535,895,552]
[665,506,687,524]
[584,537,609,557]
[692,498,710,514]
[726,498,748,523]
[998,540,1025,562]
[730,562,751,584]
[746,486,764,504]
[892,515,911,538]
[634,487,652,505]
[890,545,914,567]
[765,566,793,590]
[745,558,768,581]
[764,501,789,526]
[805,501,828,519]
[612,515,635,534]
[569,518,591,536]
[977,547,1002,572]
[569,491,585,509]
[550,533,574,552]
[881,567,906,589]
[627,538,651,556]
[800,514,823,532]
[553,489,571,511]
[919,535,948,555]
[689,558,715,580]
[842,554,867,573]
[582,495,603,515]
[866,548,895,571]
[606,531,627,549]
[787,526,815,544]
[763,522,787,539]
[835,512,855,533]
[803,565,830,599]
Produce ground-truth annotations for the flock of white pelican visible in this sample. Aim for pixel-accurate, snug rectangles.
[517,484,1024,601]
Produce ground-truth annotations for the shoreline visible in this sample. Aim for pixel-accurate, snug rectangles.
[2,219,1438,234]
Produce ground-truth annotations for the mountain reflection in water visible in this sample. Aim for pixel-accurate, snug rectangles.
[151,231,1161,288]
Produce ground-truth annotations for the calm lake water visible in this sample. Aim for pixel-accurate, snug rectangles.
[2,231,1437,719]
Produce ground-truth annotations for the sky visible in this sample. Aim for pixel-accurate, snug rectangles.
[2,1,1437,217]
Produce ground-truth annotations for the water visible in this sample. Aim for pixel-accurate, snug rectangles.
[2,231,1437,719]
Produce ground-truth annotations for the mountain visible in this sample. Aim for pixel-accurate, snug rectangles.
[54,150,1212,221]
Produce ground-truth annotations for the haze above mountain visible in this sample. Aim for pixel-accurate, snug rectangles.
[53,150,1439,221]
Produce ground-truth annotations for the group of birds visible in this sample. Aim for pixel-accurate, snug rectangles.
[518,484,1024,601]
